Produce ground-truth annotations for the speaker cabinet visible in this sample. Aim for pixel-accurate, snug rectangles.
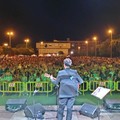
[79,103,100,118]
[24,103,45,119]
[103,99,120,111]
[5,99,27,112]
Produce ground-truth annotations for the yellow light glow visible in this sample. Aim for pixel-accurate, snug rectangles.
[78,46,81,50]
[93,36,97,41]
[7,32,14,36]
[3,43,8,47]
[24,38,29,43]
[108,29,112,34]
[40,41,43,45]
[85,41,88,44]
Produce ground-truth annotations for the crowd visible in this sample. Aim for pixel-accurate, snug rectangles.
[0,55,120,83]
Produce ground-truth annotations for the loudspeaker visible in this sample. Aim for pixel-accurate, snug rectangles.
[5,99,27,112]
[24,103,45,119]
[103,99,120,111]
[79,103,100,118]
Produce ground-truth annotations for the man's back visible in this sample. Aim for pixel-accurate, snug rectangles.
[57,68,83,98]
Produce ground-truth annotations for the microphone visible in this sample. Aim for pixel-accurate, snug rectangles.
[55,84,59,89]
[33,89,39,96]
[78,91,82,95]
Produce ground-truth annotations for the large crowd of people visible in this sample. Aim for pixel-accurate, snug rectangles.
[0,55,120,83]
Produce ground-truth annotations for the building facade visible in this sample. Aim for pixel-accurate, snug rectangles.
[36,40,95,56]
[36,41,71,56]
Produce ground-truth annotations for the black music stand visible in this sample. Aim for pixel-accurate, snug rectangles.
[91,87,110,120]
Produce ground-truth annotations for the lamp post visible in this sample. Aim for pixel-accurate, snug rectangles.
[93,36,97,57]
[108,29,113,58]
[7,31,14,47]
[40,41,43,45]
[24,38,29,48]
[40,41,44,55]
[3,43,8,47]
[78,46,81,55]
[85,40,88,56]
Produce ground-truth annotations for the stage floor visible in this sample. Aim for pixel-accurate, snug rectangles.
[0,105,120,120]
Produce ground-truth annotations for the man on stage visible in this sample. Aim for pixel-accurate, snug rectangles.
[50,58,83,120]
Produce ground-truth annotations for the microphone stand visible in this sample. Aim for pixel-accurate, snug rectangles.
[32,89,44,120]
[55,84,60,118]
[33,89,38,120]
[56,85,59,110]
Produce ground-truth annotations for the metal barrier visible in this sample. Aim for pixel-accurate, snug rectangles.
[105,81,116,91]
[25,81,53,96]
[0,80,119,96]
[89,80,116,95]
[80,81,89,95]
[0,82,25,96]
[116,81,120,91]
[89,81,99,92]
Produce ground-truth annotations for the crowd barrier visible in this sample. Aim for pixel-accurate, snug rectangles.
[25,81,53,96]
[89,80,116,95]
[116,81,120,91]
[0,80,119,96]
[80,81,89,95]
[0,81,53,96]
[0,82,24,96]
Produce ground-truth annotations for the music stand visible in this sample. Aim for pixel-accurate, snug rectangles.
[91,87,110,120]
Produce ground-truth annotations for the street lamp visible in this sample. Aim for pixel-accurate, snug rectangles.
[6,31,14,47]
[78,46,81,55]
[70,50,74,55]
[108,29,113,58]
[40,41,43,45]
[93,36,97,57]
[78,46,80,55]
[40,41,44,55]
[24,38,29,48]
[3,43,8,47]
[85,40,88,56]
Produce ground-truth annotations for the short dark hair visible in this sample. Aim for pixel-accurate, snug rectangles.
[63,58,72,66]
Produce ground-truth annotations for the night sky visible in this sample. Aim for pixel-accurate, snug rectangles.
[0,0,120,47]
